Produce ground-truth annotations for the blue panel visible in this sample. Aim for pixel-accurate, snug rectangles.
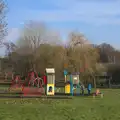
[64,70,68,75]
[70,75,73,96]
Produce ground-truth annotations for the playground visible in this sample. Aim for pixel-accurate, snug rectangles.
[0,89,119,120]
[0,68,119,120]
[0,68,95,98]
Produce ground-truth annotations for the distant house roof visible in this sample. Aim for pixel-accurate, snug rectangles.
[102,63,120,67]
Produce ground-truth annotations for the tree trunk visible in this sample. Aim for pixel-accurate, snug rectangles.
[93,76,96,88]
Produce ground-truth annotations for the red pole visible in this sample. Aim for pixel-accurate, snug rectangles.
[43,75,47,85]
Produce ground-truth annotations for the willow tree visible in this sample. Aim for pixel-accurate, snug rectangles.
[65,32,103,87]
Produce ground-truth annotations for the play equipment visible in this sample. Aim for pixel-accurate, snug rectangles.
[45,68,55,95]
[8,69,55,96]
[64,70,80,96]
[72,73,81,95]
[9,74,22,91]
[64,70,70,93]
[7,68,82,97]
[22,70,45,96]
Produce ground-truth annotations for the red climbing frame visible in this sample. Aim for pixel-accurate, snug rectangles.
[22,71,45,96]
[9,74,22,91]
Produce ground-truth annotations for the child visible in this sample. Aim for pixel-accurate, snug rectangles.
[93,89,103,98]
[95,89,103,95]
[81,84,85,95]
[96,89,100,95]
[87,83,92,95]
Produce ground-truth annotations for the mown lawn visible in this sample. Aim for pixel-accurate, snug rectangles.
[0,89,120,120]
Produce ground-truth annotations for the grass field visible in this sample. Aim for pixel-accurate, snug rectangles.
[0,89,119,120]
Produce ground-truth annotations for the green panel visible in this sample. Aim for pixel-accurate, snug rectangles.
[66,75,70,81]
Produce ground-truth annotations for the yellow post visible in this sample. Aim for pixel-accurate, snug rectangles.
[65,75,70,94]
[65,84,70,93]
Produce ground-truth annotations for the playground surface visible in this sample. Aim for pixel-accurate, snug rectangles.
[0,89,120,120]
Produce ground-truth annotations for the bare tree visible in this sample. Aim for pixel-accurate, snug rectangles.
[65,32,102,87]
[68,32,90,48]
[8,21,63,73]
[0,0,7,46]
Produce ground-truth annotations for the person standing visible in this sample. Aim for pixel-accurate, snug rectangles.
[81,84,85,95]
[87,83,92,95]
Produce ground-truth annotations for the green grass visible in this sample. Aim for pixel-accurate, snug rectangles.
[0,89,119,120]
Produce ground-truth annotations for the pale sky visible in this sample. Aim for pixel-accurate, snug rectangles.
[0,0,120,56]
